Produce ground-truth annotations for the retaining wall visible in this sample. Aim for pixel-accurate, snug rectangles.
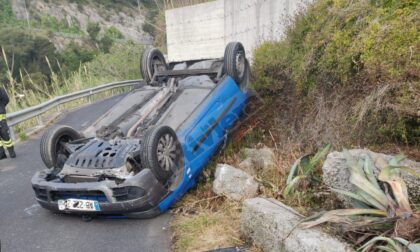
[165,0,311,62]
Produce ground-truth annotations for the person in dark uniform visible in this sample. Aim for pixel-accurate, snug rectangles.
[0,87,16,159]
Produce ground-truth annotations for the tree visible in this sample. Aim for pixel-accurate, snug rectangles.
[0,28,58,81]
[59,42,96,74]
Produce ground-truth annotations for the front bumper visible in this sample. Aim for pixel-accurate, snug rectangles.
[31,168,168,217]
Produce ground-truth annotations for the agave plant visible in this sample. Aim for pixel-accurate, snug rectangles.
[283,144,331,196]
[301,150,420,251]
[360,237,420,252]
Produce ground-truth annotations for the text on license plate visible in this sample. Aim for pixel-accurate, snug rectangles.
[58,199,100,211]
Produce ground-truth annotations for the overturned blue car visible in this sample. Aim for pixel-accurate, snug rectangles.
[31,42,250,218]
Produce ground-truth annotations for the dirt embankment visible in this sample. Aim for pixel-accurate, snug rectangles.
[251,0,419,155]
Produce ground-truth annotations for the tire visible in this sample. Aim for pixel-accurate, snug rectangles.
[40,125,82,168]
[224,42,249,88]
[141,125,183,183]
[241,59,251,92]
[140,48,168,84]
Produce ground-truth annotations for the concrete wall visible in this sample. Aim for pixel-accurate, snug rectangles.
[166,0,311,62]
[166,1,225,62]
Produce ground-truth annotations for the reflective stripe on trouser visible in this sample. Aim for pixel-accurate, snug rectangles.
[1,139,13,147]
[0,118,13,148]
[0,114,5,120]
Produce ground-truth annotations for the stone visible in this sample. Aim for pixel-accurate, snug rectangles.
[322,149,420,206]
[212,164,259,201]
[238,158,255,175]
[239,147,275,174]
[241,198,354,252]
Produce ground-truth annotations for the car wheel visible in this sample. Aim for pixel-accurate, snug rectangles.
[224,42,249,89]
[141,125,183,183]
[140,48,168,84]
[40,125,82,168]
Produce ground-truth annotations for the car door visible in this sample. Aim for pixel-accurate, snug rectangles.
[181,76,248,176]
[157,76,248,212]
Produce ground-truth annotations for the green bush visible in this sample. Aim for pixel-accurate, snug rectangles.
[0,28,59,82]
[99,36,114,53]
[105,26,124,40]
[252,42,289,90]
[4,41,143,114]
[87,22,101,42]
[83,41,142,81]
[60,42,96,75]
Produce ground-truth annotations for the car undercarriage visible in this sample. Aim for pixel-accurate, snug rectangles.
[32,42,250,217]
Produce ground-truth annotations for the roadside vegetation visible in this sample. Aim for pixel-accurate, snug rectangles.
[172,196,243,251]
[252,0,419,146]
[0,0,152,138]
[1,38,143,113]
[0,0,159,110]
[171,0,419,251]
[2,41,143,138]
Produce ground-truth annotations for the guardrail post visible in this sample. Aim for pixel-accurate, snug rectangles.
[9,127,16,142]
[56,104,61,113]
[88,91,93,103]
[36,115,43,126]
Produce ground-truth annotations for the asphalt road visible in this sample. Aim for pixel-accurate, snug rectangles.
[0,95,172,252]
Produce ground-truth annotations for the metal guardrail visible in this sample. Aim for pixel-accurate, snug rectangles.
[6,79,141,138]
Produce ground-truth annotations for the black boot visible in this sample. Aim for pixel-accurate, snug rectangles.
[7,146,16,158]
[0,147,6,160]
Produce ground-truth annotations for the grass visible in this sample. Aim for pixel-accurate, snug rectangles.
[170,155,241,251]
[172,196,243,252]
[18,132,28,141]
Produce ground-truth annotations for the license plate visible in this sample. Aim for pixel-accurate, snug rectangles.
[58,199,101,212]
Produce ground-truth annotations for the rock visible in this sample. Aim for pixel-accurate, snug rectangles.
[239,147,275,173]
[322,149,420,206]
[238,158,255,175]
[241,198,354,252]
[213,164,259,201]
